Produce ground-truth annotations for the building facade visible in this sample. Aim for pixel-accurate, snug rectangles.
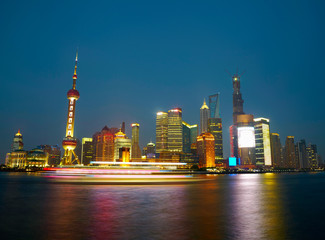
[182,121,198,153]
[284,136,296,168]
[93,126,115,162]
[254,118,272,166]
[197,132,215,168]
[167,108,183,152]
[270,133,282,167]
[156,111,168,154]
[114,130,132,161]
[81,138,93,165]
[237,114,255,165]
[131,123,141,159]
[200,99,210,134]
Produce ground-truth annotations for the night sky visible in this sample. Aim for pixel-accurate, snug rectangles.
[1,0,325,163]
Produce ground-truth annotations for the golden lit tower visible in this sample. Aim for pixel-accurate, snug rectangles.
[61,51,80,165]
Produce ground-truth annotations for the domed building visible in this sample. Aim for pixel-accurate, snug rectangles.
[26,148,48,167]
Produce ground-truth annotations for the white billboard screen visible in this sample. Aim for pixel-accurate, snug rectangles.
[238,127,255,148]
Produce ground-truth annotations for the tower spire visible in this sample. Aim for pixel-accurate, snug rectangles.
[72,50,78,89]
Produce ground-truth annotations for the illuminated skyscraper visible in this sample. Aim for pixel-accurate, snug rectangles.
[307,144,318,169]
[81,138,93,165]
[131,123,141,159]
[197,132,215,168]
[284,136,296,168]
[270,133,282,167]
[156,111,168,154]
[182,121,198,153]
[11,130,23,152]
[167,108,183,152]
[230,74,245,161]
[61,52,80,165]
[254,118,272,166]
[93,126,115,162]
[200,99,210,134]
[208,94,223,160]
[237,114,255,165]
[232,74,244,125]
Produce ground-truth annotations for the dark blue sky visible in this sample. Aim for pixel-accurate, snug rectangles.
[1,0,325,163]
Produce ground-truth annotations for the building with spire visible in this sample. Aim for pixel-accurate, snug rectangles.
[200,99,210,134]
[208,93,223,160]
[114,129,131,161]
[230,74,245,164]
[61,51,80,165]
[11,130,24,152]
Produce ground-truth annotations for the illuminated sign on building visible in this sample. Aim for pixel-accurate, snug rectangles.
[229,157,237,166]
[238,126,255,148]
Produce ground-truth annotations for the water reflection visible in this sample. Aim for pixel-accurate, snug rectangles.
[1,172,323,240]
[228,174,287,239]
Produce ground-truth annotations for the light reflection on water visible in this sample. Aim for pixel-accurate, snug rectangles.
[0,172,325,240]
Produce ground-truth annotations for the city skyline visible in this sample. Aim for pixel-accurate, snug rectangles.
[1,1,325,163]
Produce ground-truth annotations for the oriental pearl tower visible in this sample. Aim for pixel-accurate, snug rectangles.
[61,51,80,165]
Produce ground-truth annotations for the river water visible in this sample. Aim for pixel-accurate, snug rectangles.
[0,172,324,240]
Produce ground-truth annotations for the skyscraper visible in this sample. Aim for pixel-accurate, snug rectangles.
[167,108,183,152]
[230,74,245,162]
[297,139,308,168]
[81,138,93,165]
[93,126,115,162]
[156,111,168,154]
[284,136,296,168]
[182,121,198,153]
[61,51,80,165]
[131,123,141,159]
[114,130,132,161]
[197,132,215,168]
[200,99,210,134]
[270,133,282,168]
[209,93,220,119]
[208,93,223,160]
[237,114,255,165]
[232,74,244,125]
[254,118,272,166]
[307,144,318,169]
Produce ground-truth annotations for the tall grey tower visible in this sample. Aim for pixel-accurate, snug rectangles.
[208,94,223,160]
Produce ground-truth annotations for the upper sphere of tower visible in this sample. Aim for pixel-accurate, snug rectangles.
[67,89,80,99]
[73,74,77,80]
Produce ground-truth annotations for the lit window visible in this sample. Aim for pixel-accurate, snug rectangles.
[68,124,72,129]
[70,99,74,104]
[68,131,71,136]
[68,118,72,123]
[69,112,73,117]
[70,106,73,111]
